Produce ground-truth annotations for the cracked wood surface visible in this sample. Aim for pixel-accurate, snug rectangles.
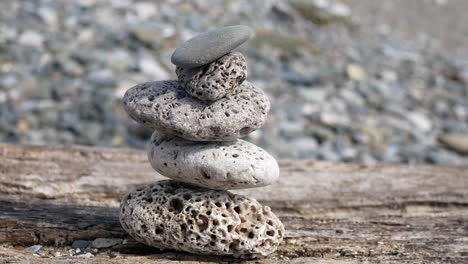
[0,143,467,263]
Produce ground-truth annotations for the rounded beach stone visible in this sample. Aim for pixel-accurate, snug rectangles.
[119,180,284,258]
[123,80,269,141]
[176,52,247,102]
[148,131,279,190]
[171,25,254,68]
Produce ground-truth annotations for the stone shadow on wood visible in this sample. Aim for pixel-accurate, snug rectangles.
[0,198,244,262]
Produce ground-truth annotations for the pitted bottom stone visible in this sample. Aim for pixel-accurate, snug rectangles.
[119,180,284,258]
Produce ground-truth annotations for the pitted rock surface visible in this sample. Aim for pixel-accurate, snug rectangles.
[148,131,279,190]
[171,25,254,68]
[123,80,269,141]
[176,52,247,102]
[119,180,284,258]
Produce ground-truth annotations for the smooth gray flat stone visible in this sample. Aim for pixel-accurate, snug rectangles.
[123,80,269,141]
[171,25,254,68]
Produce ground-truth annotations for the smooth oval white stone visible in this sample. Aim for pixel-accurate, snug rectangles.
[148,131,280,190]
[171,25,254,68]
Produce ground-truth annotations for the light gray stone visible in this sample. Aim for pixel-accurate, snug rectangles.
[148,131,279,190]
[171,25,254,68]
[439,133,468,154]
[72,240,90,249]
[176,52,247,102]
[123,80,269,141]
[90,238,123,249]
[119,180,284,258]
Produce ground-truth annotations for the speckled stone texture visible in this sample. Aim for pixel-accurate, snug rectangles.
[148,131,279,190]
[171,25,253,68]
[119,180,284,258]
[176,52,247,102]
[123,80,269,141]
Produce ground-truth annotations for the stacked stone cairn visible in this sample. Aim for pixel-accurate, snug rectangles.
[120,25,284,258]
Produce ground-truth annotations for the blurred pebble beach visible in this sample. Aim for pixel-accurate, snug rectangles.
[0,0,467,165]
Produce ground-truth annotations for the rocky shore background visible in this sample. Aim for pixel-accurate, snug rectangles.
[1,0,467,165]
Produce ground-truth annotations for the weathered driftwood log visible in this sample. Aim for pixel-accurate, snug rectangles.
[0,143,467,263]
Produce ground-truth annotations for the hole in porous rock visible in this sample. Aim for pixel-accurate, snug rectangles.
[169,198,184,213]
[139,223,147,232]
[232,154,239,158]
[248,232,254,239]
[198,215,209,232]
[199,168,211,179]
[215,202,222,207]
[240,127,252,135]
[266,230,275,237]
[210,126,221,134]
[250,206,257,213]
[144,196,153,203]
[227,225,234,232]
[229,240,239,251]
[183,194,192,200]
[156,227,164,234]
[234,206,241,214]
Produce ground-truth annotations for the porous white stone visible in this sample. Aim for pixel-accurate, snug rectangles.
[148,131,279,190]
[176,52,247,102]
[119,180,284,258]
[123,80,269,141]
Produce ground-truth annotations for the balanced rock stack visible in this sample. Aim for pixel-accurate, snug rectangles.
[120,25,284,258]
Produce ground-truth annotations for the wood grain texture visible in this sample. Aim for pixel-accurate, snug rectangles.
[0,143,467,263]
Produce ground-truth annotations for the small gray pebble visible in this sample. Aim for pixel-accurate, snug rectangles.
[26,245,42,252]
[171,25,254,68]
[72,240,90,249]
[148,131,279,190]
[123,80,269,141]
[119,180,284,258]
[439,133,468,154]
[176,52,247,102]
[90,238,123,249]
